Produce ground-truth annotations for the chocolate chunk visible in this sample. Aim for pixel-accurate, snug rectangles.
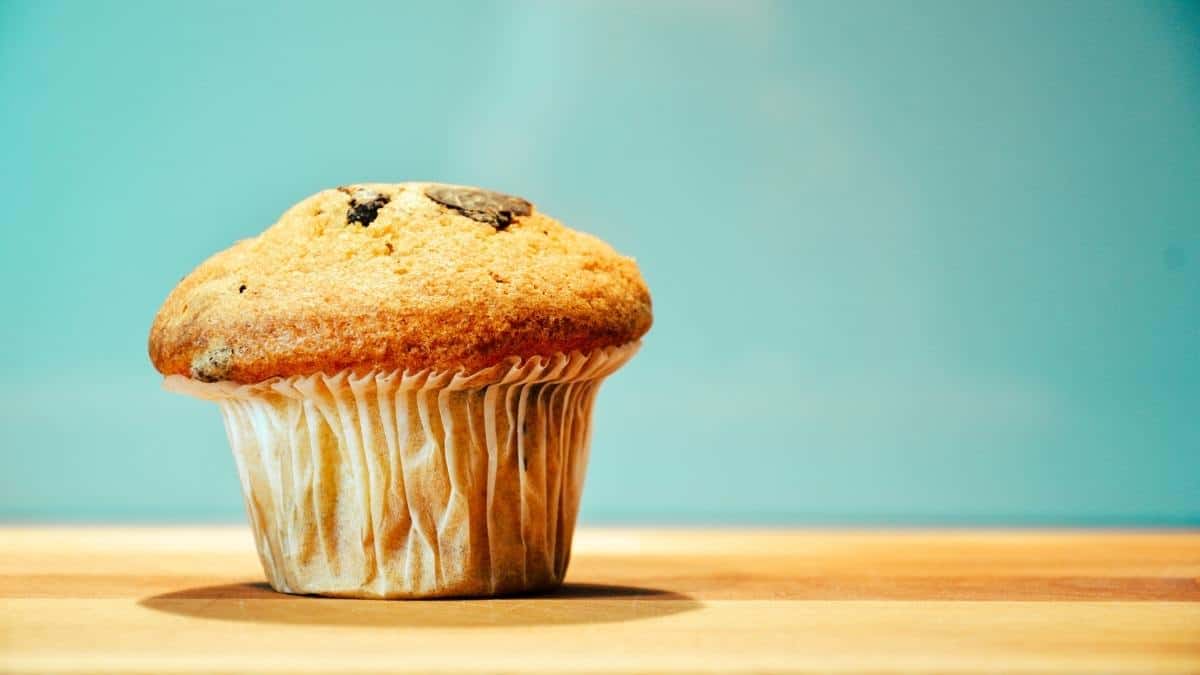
[341,187,390,227]
[190,345,233,383]
[425,184,532,230]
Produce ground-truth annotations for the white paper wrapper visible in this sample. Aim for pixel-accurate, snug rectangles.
[163,342,639,598]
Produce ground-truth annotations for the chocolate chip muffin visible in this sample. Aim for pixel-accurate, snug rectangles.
[149,182,651,599]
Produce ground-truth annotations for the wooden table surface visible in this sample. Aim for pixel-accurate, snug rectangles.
[1,527,1198,674]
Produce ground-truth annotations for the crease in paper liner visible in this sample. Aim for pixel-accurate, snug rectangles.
[162,341,639,599]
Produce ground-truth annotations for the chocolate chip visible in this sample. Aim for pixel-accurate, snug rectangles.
[238,284,246,294]
[190,346,233,383]
[424,184,532,231]
[339,187,390,227]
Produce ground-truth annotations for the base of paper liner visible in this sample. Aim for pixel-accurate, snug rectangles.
[163,342,639,599]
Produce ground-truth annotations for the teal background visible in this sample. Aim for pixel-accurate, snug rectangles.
[2,1,1198,524]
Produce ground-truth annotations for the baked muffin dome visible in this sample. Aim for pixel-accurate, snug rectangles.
[149,182,652,383]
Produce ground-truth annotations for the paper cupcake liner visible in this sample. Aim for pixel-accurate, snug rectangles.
[163,342,639,598]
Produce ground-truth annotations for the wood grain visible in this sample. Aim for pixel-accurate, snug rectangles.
[1,527,1197,674]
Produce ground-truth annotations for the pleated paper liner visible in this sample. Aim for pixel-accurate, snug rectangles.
[163,342,639,599]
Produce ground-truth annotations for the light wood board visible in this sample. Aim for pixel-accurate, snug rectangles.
[1,527,1197,673]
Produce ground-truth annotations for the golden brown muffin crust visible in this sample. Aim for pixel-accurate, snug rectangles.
[148,183,651,383]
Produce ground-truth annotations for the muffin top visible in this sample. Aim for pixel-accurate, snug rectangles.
[148,182,652,383]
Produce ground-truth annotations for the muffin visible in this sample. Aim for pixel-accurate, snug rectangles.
[149,182,651,598]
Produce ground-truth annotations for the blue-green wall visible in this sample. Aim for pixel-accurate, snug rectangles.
[2,1,1197,523]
